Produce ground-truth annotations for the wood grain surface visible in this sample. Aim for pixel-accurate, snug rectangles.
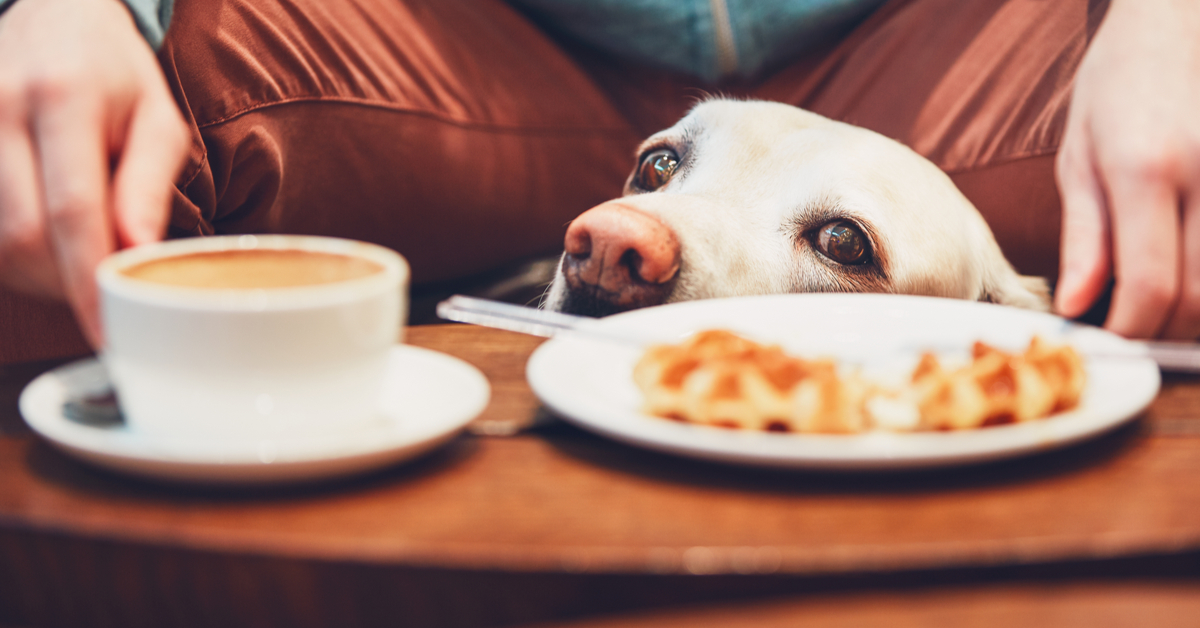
[2,325,1199,627]
[532,581,1200,628]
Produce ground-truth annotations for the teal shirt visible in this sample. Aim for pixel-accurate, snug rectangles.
[119,0,174,49]
[509,0,888,82]
[0,0,883,79]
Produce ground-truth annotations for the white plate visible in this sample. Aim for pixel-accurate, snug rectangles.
[20,345,489,485]
[527,294,1160,470]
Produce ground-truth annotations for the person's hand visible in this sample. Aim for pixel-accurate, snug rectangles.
[0,0,188,346]
[1055,0,1200,338]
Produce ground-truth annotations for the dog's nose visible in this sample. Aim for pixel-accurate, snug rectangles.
[562,203,681,311]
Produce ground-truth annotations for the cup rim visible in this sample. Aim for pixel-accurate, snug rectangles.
[96,235,409,311]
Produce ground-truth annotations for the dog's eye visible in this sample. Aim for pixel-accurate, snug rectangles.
[635,149,679,191]
[816,220,870,265]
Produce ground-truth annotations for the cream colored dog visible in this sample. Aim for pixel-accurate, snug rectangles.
[543,99,1048,316]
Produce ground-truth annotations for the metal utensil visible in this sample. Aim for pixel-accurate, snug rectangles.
[435,294,1200,373]
[436,294,663,345]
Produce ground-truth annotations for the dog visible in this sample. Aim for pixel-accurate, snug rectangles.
[542,99,1049,316]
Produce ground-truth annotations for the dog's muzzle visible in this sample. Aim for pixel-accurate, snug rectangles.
[558,203,680,316]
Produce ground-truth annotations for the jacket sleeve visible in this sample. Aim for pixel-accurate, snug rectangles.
[0,0,175,49]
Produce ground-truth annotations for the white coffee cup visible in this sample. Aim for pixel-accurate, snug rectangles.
[96,235,408,442]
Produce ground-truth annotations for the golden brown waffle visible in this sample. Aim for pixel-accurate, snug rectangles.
[633,330,1085,433]
[913,338,1086,430]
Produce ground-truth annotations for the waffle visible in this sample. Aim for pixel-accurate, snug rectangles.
[912,337,1086,430]
[632,330,1085,433]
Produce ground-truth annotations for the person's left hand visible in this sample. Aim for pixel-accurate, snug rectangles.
[1055,0,1200,339]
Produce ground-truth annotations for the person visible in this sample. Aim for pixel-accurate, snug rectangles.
[0,0,1195,347]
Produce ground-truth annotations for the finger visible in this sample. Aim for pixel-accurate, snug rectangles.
[1161,192,1200,339]
[1054,128,1112,318]
[34,95,114,348]
[0,106,62,297]
[1103,170,1180,338]
[111,88,189,248]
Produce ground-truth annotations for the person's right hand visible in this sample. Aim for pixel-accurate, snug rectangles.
[0,0,189,347]
[1054,0,1200,339]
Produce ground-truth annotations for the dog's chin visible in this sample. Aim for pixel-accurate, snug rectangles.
[548,280,675,317]
[553,285,642,317]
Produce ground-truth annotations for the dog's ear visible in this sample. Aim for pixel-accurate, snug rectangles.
[980,273,1051,311]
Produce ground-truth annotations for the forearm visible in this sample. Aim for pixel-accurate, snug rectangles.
[0,0,173,48]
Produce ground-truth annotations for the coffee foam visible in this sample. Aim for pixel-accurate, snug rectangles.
[121,249,384,289]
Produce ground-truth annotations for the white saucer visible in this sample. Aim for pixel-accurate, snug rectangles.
[20,345,490,485]
[527,294,1161,470]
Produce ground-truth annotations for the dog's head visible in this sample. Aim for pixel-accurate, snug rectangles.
[543,99,1049,315]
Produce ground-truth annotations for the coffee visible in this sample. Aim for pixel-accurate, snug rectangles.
[122,249,384,289]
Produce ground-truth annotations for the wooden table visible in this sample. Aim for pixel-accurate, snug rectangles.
[2,325,1199,628]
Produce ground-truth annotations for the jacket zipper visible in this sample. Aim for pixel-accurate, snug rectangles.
[710,0,738,78]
